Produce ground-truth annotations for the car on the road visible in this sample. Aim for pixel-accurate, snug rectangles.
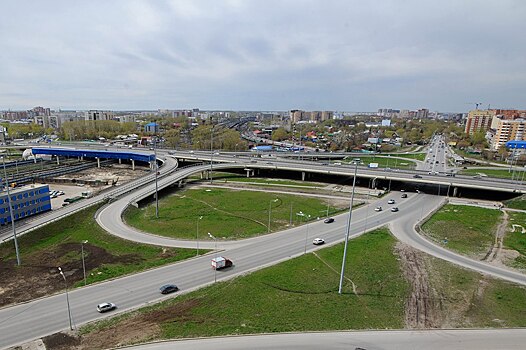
[387,199,395,204]
[401,193,407,198]
[312,238,325,245]
[96,302,116,313]
[324,217,334,224]
[391,207,399,212]
[374,206,382,212]
[413,174,422,178]
[160,284,179,294]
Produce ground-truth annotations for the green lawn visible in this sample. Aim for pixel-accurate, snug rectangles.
[505,212,526,270]
[79,228,409,346]
[425,253,526,327]
[343,155,416,169]
[505,195,526,210]
[460,168,523,180]
[0,205,198,288]
[124,188,347,240]
[74,227,526,349]
[210,172,321,187]
[421,204,502,257]
[384,153,427,161]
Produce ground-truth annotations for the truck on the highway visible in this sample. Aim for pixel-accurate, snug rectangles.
[368,163,379,168]
[211,256,233,270]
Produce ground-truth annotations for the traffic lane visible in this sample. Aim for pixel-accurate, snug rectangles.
[124,329,526,350]
[390,195,526,286]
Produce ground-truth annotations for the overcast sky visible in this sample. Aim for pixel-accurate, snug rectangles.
[1,0,525,112]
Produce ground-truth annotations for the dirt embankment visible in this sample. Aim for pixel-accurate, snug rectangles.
[395,242,439,328]
[0,243,140,307]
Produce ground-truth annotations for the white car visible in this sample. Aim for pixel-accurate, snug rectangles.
[387,199,395,204]
[374,206,383,212]
[97,302,117,313]
[312,238,325,245]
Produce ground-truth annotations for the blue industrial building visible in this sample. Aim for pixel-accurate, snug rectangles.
[0,184,51,225]
[31,148,155,163]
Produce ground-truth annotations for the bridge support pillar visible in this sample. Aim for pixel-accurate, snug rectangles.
[301,171,305,181]
[96,157,100,168]
[131,159,135,171]
[453,187,458,197]
[56,156,60,165]
[245,169,254,178]
[118,158,122,164]
[178,180,185,188]
[371,178,377,189]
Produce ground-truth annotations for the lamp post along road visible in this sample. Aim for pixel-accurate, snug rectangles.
[338,163,358,294]
[208,232,217,283]
[2,157,20,265]
[153,136,159,218]
[58,267,73,330]
[196,216,203,256]
[268,198,278,233]
[81,240,88,286]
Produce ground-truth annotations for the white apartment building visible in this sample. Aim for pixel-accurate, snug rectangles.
[492,119,526,150]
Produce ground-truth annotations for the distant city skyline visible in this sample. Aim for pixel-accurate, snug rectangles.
[1,1,525,112]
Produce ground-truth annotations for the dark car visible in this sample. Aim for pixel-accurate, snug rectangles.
[324,217,335,224]
[401,193,408,198]
[160,284,179,294]
[413,174,422,178]
[391,207,399,212]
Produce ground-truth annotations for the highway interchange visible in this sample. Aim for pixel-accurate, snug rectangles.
[1,141,526,349]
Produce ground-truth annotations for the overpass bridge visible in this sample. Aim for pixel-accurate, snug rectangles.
[166,151,526,197]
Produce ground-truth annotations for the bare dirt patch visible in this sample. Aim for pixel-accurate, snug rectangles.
[395,242,439,328]
[41,298,203,350]
[0,243,141,307]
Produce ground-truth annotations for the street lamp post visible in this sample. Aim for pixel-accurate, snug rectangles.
[208,232,217,283]
[153,136,159,218]
[196,216,203,256]
[296,211,311,254]
[58,267,73,330]
[268,198,279,233]
[338,163,358,294]
[210,124,214,184]
[81,240,88,286]
[2,156,20,265]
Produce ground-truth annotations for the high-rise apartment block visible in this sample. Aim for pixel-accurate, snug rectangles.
[492,119,526,150]
[465,109,495,135]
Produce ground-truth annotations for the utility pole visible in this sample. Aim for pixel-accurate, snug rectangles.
[338,163,358,294]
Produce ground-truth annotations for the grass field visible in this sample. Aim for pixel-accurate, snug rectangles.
[124,188,348,240]
[505,212,526,270]
[460,168,524,180]
[504,195,526,210]
[384,153,427,161]
[72,228,526,349]
[343,155,416,169]
[208,172,321,187]
[421,204,502,257]
[424,253,526,327]
[0,205,198,289]
[78,228,409,346]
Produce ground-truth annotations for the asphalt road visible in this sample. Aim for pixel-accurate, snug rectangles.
[123,329,526,350]
[0,192,432,349]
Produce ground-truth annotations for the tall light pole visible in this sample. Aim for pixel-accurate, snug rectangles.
[2,156,20,266]
[268,198,279,233]
[81,240,88,286]
[196,216,203,256]
[153,135,159,218]
[210,123,214,184]
[208,232,217,283]
[296,211,311,254]
[58,267,73,330]
[338,163,358,294]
